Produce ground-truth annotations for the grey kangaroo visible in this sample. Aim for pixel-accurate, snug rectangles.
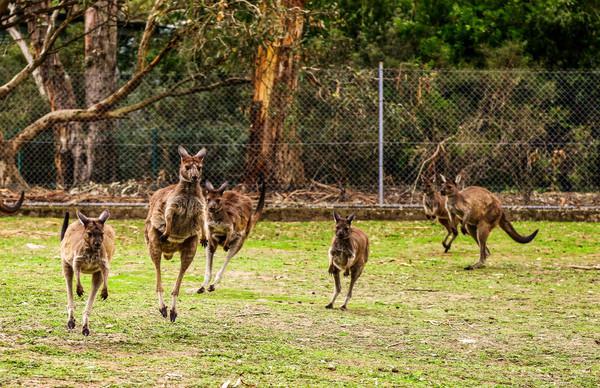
[326,212,369,310]
[60,210,114,336]
[421,175,459,252]
[0,191,24,213]
[198,176,266,293]
[145,146,207,322]
[440,175,538,270]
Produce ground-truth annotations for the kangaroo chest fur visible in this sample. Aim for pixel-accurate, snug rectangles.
[70,247,107,274]
[329,239,356,270]
[166,193,203,241]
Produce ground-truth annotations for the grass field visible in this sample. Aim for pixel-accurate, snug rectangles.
[0,216,598,386]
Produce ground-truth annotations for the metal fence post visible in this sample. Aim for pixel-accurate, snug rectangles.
[378,62,384,205]
[151,128,159,176]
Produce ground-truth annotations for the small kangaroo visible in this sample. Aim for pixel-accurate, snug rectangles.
[198,176,266,293]
[326,212,369,310]
[440,175,538,270]
[421,175,459,252]
[145,146,207,322]
[0,191,24,213]
[60,210,114,336]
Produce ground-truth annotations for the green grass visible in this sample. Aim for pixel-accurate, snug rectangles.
[0,216,598,386]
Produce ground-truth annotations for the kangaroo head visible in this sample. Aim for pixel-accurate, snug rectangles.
[77,210,110,250]
[439,174,461,196]
[333,211,355,239]
[421,175,436,195]
[178,146,206,183]
[203,181,228,213]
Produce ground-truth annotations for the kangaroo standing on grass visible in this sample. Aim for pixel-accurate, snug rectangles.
[421,176,459,252]
[145,146,207,322]
[60,210,114,336]
[326,212,369,310]
[440,175,538,270]
[198,176,266,293]
[0,191,24,213]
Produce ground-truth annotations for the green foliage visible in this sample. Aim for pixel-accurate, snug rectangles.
[306,0,599,68]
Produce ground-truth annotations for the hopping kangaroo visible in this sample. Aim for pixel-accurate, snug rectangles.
[60,210,114,336]
[326,212,369,310]
[198,176,266,293]
[440,175,538,270]
[0,191,24,213]
[145,146,207,322]
[421,175,459,252]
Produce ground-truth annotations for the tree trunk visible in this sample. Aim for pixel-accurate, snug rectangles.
[84,0,118,183]
[244,0,306,187]
[27,1,85,188]
[0,133,27,189]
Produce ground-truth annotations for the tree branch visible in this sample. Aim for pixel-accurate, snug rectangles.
[9,77,250,153]
[0,2,86,100]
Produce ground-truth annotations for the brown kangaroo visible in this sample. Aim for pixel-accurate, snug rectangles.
[440,175,538,270]
[326,212,369,310]
[198,176,266,293]
[145,146,207,322]
[421,175,459,252]
[0,191,24,213]
[60,210,114,336]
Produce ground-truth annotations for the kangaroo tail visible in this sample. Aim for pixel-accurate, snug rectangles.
[0,191,24,213]
[499,212,538,244]
[246,173,266,235]
[60,212,70,241]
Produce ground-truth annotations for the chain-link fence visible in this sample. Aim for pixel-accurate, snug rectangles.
[1,66,599,207]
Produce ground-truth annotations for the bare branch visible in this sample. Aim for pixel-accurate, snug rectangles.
[9,77,250,152]
[0,3,86,100]
[136,0,166,72]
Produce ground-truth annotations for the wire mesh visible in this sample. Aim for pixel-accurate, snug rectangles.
[0,66,598,206]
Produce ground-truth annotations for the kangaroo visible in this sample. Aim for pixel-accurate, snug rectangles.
[145,145,207,322]
[0,191,24,213]
[198,176,266,293]
[326,212,369,310]
[440,175,538,270]
[421,175,459,252]
[60,210,114,336]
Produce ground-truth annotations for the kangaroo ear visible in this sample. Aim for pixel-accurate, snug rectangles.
[333,211,341,223]
[98,210,110,224]
[217,182,228,193]
[440,174,447,183]
[178,145,191,158]
[77,210,89,226]
[455,175,462,185]
[205,181,215,191]
[347,213,355,223]
[194,148,207,159]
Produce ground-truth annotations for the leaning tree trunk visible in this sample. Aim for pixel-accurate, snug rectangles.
[27,1,85,188]
[244,0,306,187]
[84,0,118,183]
[0,133,28,189]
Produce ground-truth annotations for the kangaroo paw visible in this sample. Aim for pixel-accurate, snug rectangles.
[200,238,208,247]
[159,233,169,243]
[169,308,177,323]
[208,284,215,292]
[197,286,206,294]
[76,285,84,297]
[82,325,90,336]
[67,318,76,330]
[159,305,168,318]
[340,305,348,311]
[343,270,350,277]
[101,289,108,300]
[325,303,334,309]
